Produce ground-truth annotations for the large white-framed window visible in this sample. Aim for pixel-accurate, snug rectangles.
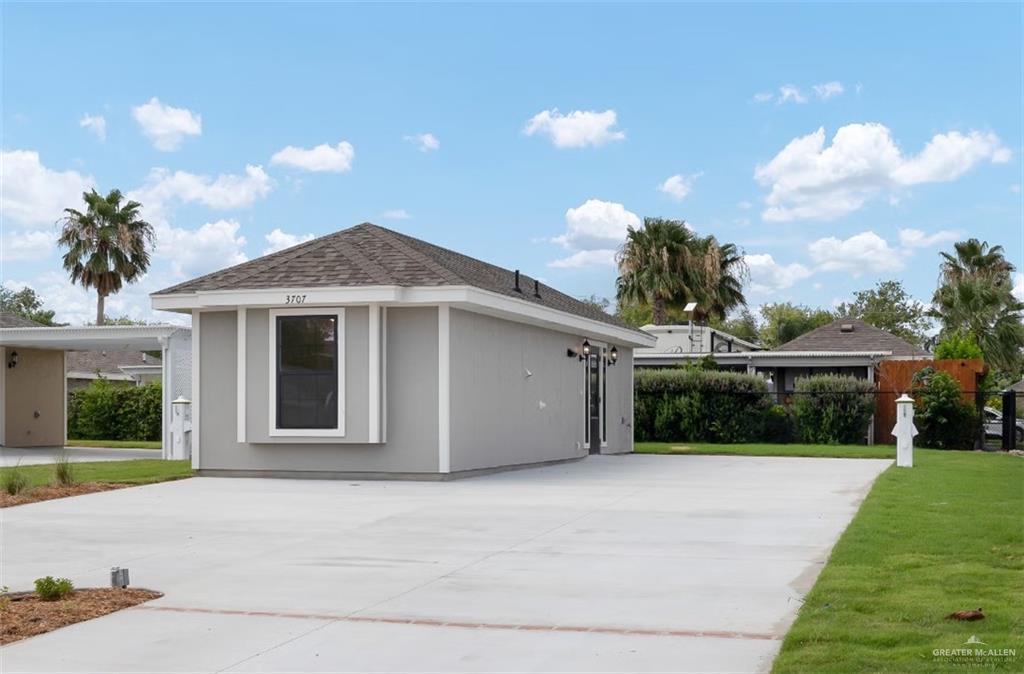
[268,308,346,437]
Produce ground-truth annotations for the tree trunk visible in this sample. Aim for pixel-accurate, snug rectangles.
[96,293,105,326]
[653,296,667,325]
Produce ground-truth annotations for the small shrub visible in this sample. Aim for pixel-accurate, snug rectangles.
[912,367,978,450]
[34,576,73,601]
[53,453,76,487]
[792,375,875,445]
[2,463,30,495]
[761,404,795,443]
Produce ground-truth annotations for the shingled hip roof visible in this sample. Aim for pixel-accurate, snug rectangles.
[773,317,930,357]
[154,222,646,337]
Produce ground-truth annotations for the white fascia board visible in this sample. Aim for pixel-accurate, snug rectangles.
[0,325,188,349]
[152,285,656,348]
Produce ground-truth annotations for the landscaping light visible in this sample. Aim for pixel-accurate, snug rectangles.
[7,351,18,369]
[609,346,618,365]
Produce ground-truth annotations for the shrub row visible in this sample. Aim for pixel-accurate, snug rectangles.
[635,368,876,445]
[67,380,162,441]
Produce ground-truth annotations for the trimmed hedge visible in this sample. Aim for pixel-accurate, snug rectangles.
[67,380,162,442]
[635,369,774,442]
[792,374,875,444]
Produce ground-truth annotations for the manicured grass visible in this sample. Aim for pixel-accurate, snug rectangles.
[636,441,895,459]
[66,439,162,450]
[0,460,191,490]
[773,449,1023,673]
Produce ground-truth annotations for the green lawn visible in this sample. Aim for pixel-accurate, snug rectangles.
[773,449,1023,673]
[636,441,895,459]
[66,439,162,450]
[1,459,192,490]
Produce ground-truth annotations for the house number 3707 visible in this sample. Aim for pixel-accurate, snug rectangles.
[285,294,307,304]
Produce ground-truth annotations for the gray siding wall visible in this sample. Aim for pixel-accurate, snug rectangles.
[198,307,438,474]
[448,309,633,472]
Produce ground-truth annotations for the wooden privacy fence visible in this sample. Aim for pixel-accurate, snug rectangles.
[873,358,986,444]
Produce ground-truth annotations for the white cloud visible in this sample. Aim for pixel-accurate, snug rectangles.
[753,92,774,103]
[524,109,625,148]
[737,200,753,210]
[813,81,844,99]
[744,253,813,294]
[548,249,618,269]
[0,230,54,262]
[0,150,95,227]
[131,164,274,218]
[898,228,961,248]
[79,114,107,141]
[132,97,202,151]
[380,209,411,220]
[1014,273,1023,301]
[1010,184,1021,194]
[554,199,641,251]
[157,219,248,278]
[263,228,314,255]
[270,141,355,173]
[547,199,640,269]
[404,133,440,152]
[807,231,904,275]
[658,173,700,201]
[777,85,808,104]
[755,124,1012,221]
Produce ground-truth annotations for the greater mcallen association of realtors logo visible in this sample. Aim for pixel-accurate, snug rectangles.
[932,635,1018,667]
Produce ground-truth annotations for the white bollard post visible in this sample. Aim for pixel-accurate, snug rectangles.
[170,397,192,461]
[891,393,917,468]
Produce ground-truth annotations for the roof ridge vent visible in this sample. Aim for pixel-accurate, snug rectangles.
[840,323,855,333]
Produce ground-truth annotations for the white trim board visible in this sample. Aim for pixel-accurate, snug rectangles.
[437,304,450,473]
[367,303,381,443]
[267,308,346,438]
[236,308,247,443]
[151,284,654,348]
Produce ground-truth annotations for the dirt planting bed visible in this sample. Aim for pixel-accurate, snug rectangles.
[0,483,128,508]
[1,588,163,645]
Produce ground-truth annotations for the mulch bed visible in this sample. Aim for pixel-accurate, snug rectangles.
[0,483,129,508]
[1,588,163,645]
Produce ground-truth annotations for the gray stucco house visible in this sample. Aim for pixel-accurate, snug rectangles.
[151,223,655,479]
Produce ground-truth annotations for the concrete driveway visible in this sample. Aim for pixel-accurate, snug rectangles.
[0,454,889,673]
[0,446,160,467]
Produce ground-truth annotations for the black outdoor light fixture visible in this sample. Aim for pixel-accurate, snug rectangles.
[608,346,619,365]
[7,350,18,369]
[567,339,592,361]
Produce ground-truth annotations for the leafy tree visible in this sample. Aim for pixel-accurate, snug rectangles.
[930,238,1024,372]
[578,295,611,313]
[616,218,747,325]
[712,308,760,345]
[758,303,834,348]
[94,314,157,326]
[58,189,154,326]
[615,301,690,327]
[911,367,978,449]
[933,332,984,360]
[833,280,931,346]
[0,286,59,325]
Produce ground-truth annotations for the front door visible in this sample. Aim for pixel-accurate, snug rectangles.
[588,352,601,454]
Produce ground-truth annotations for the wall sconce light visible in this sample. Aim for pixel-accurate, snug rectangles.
[608,346,618,365]
[567,339,592,362]
[7,350,18,369]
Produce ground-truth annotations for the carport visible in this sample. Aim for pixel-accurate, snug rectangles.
[0,324,191,457]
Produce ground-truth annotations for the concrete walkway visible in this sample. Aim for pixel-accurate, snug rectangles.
[0,454,890,673]
[0,446,160,467]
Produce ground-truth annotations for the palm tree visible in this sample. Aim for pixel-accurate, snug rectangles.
[58,189,154,325]
[616,218,697,325]
[616,219,748,325]
[931,238,1024,372]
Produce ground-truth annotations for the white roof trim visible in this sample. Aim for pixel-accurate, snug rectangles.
[0,325,189,351]
[152,284,655,348]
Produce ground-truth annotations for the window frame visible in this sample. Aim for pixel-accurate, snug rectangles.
[268,308,346,437]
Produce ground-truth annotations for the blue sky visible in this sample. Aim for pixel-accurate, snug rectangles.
[2,2,1021,325]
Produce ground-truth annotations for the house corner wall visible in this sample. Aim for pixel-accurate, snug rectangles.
[3,347,65,447]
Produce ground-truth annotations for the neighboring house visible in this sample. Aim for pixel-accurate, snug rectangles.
[0,313,190,449]
[635,324,760,369]
[66,350,162,391]
[150,222,655,479]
